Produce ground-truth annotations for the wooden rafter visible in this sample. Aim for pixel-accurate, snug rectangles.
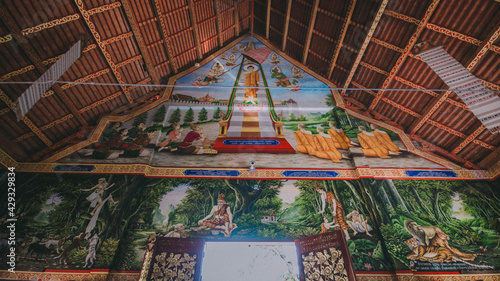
[251,0,255,35]
[266,0,271,38]
[451,125,486,155]
[0,88,52,146]
[282,0,292,51]
[187,0,203,60]
[234,0,240,36]
[327,0,356,79]
[0,130,28,161]
[73,0,134,104]
[0,2,121,46]
[302,0,320,64]
[409,23,500,134]
[121,0,161,85]
[368,0,441,112]
[479,146,500,169]
[213,0,223,47]
[0,4,88,128]
[341,0,389,96]
[151,0,178,73]
[318,7,366,30]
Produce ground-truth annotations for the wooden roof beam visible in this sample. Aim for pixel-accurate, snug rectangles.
[479,146,500,169]
[302,0,320,64]
[410,134,481,169]
[234,0,240,36]
[251,0,255,35]
[368,0,440,112]
[451,125,486,155]
[214,0,223,47]
[0,5,88,128]
[327,0,356,79]
[282,0,292,51]
[121,0,161,86]
[265,0,271,38]
[151,0,178,74]
[73,0,134,104]
[0,88,53,146]
[0,2,121,46]
[409,23,500,134]
[187,0,203,60]
[341,0,389,96]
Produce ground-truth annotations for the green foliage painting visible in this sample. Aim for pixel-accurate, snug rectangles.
[1,173,499,274]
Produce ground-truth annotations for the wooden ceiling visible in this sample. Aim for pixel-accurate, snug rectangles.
[0,0,499,172]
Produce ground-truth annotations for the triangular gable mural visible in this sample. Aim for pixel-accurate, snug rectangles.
[15,35,485,180]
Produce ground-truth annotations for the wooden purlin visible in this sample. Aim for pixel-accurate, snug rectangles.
[151,0,178,74]
[0,5,88,127]
[327,0,357,80]
[409,24,500,134]
[281,0,292,51]
[302,0,320,64]
[1,32,136,85]
[187,0,203,60]
[0,89,52,146]
[360,60,471,111]
[384,9,500,54]
[452,125,486,155]
[121,0,161,86]
[368,0,441,112]
[0,2,121,45]
[341,0,389,96]
[73,0,134,104]
[213,0,223,47]
[265,0,271,38]
[13,76,153,143]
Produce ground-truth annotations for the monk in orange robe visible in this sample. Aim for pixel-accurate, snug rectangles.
[314,127,343,162]
[327,121,358,149]
[370,124,402,154]
[357,125,391,158]
[294,123,316,155]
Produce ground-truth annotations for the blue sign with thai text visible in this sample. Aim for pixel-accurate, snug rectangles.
[405,170,457,178]
[281,170,339,178]
[183,170,241,177]
[223,139,280,146]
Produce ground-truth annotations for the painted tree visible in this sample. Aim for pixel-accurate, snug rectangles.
[198,107,208,122]
[289,113,297,121]
[153,105,166,123]
[168,107,181,124]
[213,107,221,119]
[184,107,194,123]
[132,112,148,127]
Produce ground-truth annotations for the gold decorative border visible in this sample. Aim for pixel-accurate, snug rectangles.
[10,161,489,180]
[0,34,497,179]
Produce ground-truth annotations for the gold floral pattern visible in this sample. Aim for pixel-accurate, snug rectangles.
[150,252,198,281]
[302,247,348,281]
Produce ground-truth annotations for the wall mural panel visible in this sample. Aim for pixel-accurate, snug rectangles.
[41,35,466,181]
[1,172,499,280]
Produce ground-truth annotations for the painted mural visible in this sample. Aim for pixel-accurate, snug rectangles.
[57,36,448,173]
[2,172,499,278]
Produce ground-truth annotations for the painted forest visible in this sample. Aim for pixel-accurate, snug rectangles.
[1,172,499,274]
